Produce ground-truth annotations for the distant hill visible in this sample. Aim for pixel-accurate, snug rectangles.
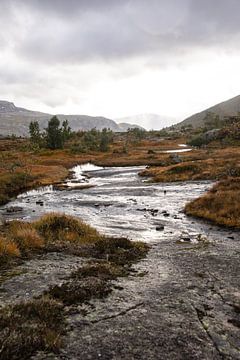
[117,122,145,132]
[116,114,177,130]
[0,101,142,136]
[176,95,240,128]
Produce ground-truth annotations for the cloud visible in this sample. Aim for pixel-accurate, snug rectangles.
[1,0,240,125]
[1,0,240,66]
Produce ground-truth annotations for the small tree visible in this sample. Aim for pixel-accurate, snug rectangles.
[62,119,72,142]
[46,116,63,149]
[29,121,41,144]
[99,128,110,152]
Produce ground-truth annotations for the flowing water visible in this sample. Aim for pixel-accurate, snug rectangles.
[1,164,212,243]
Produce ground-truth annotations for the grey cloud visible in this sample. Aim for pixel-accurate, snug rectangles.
[1,0,240,66]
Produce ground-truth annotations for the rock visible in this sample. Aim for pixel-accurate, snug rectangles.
[6,206,23,213]
[53,183,94,191]
[169,154,182,164]
[36,201,44,206]
[181,236,191,242]
[163,213,170,217]
[149,209,158,216]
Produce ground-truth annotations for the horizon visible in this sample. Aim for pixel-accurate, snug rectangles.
[1,1,240,129]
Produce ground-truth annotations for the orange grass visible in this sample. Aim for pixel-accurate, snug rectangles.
[185,178,240,228]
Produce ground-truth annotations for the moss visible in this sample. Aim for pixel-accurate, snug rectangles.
[91,237,149,265]
[0,297,65,360]
[71,260,130,280]
[47,277,112,306]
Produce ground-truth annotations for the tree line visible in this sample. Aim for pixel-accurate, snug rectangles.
[29,116,114,152]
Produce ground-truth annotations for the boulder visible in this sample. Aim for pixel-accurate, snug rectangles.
[169,154,182,164]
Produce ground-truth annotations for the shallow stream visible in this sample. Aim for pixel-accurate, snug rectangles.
[1,164,213,243]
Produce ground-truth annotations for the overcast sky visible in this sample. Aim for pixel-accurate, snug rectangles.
[1,0,240,128]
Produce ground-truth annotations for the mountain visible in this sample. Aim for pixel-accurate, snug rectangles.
[176,95,240,128]
[117,122,145,132]
[0,101,142,136]
[116,114,177,130]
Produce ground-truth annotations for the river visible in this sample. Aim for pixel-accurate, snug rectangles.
[1,164,213,243]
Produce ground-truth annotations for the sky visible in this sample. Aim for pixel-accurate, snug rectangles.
[1,0,240,129]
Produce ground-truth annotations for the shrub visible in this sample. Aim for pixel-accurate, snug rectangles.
[167,163,198,174]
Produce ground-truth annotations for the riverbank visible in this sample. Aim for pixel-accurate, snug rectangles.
[1,137,239,228]
[0,212,149,359]
[140,146,240,228]
[0,166,239,359]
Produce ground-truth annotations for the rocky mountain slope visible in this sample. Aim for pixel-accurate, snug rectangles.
[0,101,142,136]
[177,94,240,128]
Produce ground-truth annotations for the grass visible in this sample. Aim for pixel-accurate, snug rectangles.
[0,297,65,360]
[0,212,149,268]
[0,172,35,205]
[0,236,20,261]
[34,212,100,244]
[0,213,149,359]
[185,178,240,228]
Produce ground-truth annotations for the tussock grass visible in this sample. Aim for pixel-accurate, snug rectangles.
[185,178,240,228]
[0,213,150,269]
[0,297,65,360]
[34,212,101,244]
[0,213,103,266]
[8,221,44,253]
[0,236,20,260]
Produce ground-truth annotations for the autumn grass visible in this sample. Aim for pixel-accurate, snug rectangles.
[0,136,189,205]
[0,236,20,260]
[34,212,101,244]
[185,178,240,228]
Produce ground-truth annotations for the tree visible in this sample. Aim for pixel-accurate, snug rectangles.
[62,119,72,141]
[29,121,42,145]
[46,116,63,149]
[99,128,110,152]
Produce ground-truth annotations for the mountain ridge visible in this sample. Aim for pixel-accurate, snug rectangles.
[0,101,143,136]
[176,95,240,128]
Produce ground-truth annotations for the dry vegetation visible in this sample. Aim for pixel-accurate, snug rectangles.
[0,212,149,359]
[0,297,65,360]
[0,134,240,227]
[185,178,240,228]
[0,212,148,267]
[0,136,186,205]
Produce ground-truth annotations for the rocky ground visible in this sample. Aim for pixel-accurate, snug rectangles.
[0,166,239,359]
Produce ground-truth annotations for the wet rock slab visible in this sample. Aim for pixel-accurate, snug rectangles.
[0,165,240,359]
[0,253,85,306]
